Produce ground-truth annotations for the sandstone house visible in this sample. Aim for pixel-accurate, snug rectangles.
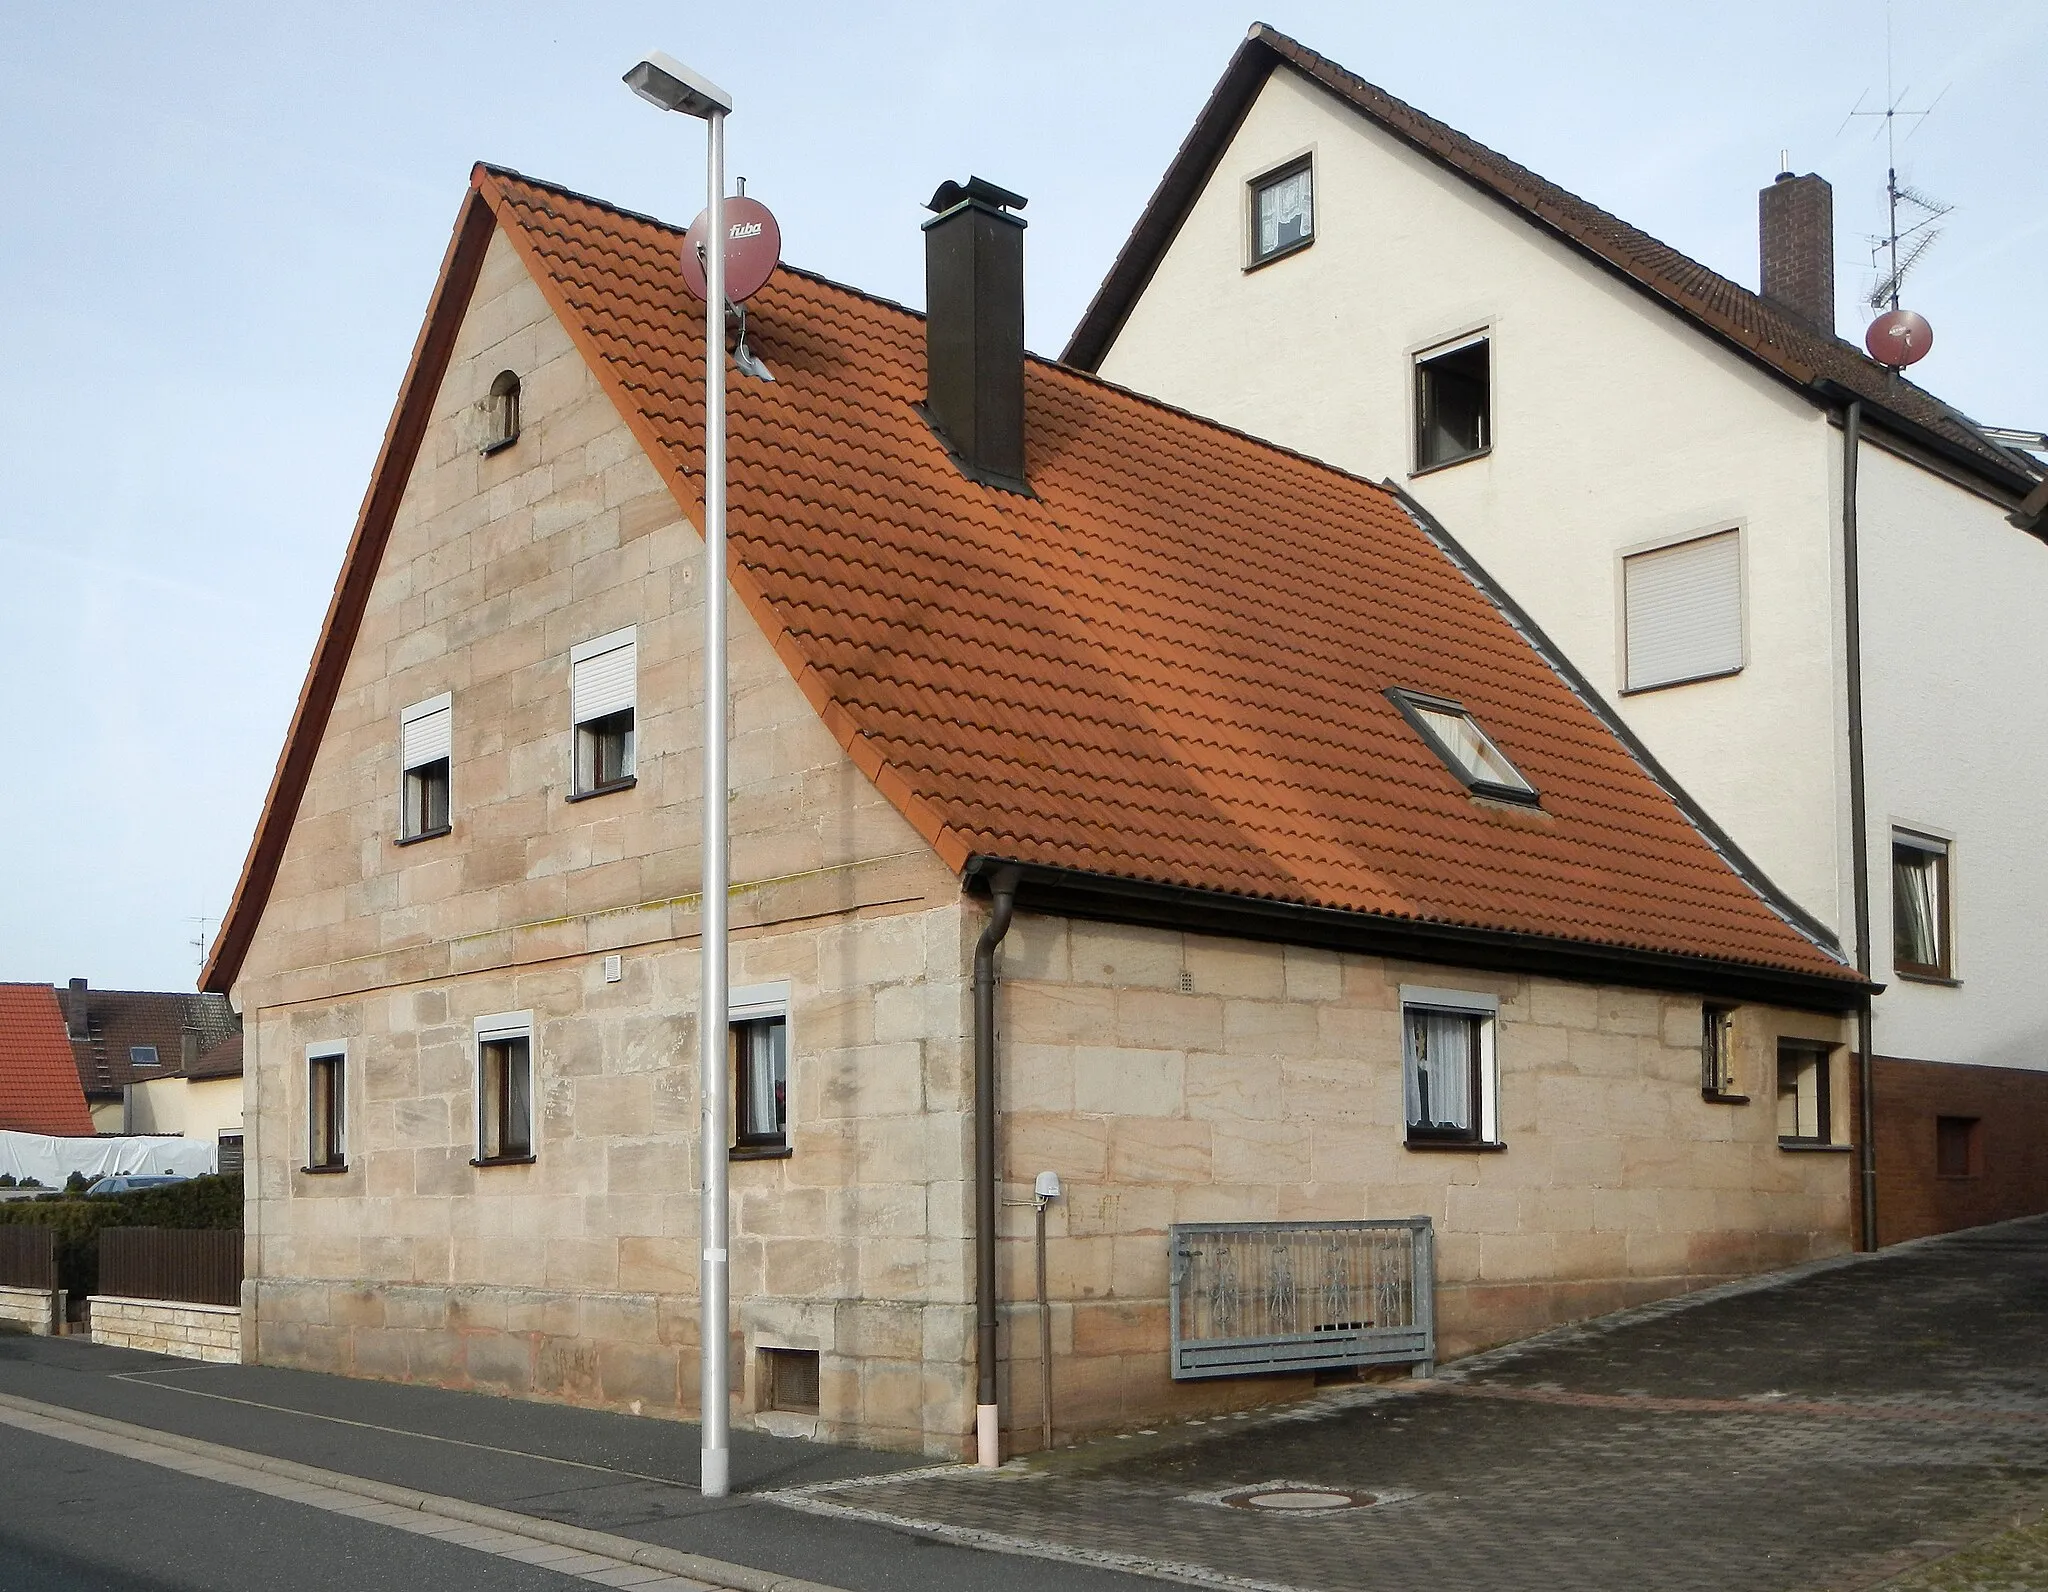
[203,164,1868,1457]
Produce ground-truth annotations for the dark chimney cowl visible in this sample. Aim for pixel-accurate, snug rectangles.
[1760,171,1836,334]
[922,176,1031,495]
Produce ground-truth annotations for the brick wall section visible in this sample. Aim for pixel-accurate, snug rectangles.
[1849,1055,2048,1245]
[0,1284,60,1335]
[91,1297,242,1363]
[1759,173,1835,333]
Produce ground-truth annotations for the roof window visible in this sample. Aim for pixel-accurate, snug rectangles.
[482,370,520,455]
[129,1045,159,1067]
[1388,689,1537,805]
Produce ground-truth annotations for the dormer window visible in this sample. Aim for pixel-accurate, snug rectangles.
[1248,157,1313,266]
[482,370,520,455]
[1388,689,1537,805]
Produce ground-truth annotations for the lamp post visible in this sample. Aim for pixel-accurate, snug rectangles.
[624,49,735,1501]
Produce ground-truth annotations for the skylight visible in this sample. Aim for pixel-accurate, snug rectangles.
[130,1045,159,1067]
[1388,690,1538,804]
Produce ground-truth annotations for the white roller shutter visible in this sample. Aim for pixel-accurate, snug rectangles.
[399,693,452,770]
[1624,531,1743,691]
[570,628,637,724]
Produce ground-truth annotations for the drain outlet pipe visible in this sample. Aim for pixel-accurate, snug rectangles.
[973,866,1020,1468]
[1842,400,1879,1252]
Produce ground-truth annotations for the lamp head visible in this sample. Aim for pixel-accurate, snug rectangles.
[1033,1170,1062,1202]
[624,52,733,118]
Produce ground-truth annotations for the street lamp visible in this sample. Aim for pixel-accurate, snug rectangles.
[625,48,736,1502]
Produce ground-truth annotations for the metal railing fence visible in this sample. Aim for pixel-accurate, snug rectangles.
[98,1227,243,1307]
[1169,1217,1434,1380]
[0,1226,56,1291]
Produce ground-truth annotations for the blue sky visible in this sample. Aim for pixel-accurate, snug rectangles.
[2,1,2041,990]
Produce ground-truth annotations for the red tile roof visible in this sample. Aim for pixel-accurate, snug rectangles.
[1063,25,2042,499]
[204,167,1861,1002]
[0,984,97,1136]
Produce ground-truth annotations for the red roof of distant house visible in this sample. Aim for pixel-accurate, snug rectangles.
[203,167,1863,1004]
[0,985,97,1136]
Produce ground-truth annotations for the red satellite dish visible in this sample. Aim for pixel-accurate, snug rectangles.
[1865,309,1934,369]
[681,196,782,302]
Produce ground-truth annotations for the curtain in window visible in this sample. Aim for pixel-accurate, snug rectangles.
[740,1020,786,1139]
[1893,849,1941,967]
[1259,170,1312,255]
[503,1038,532,1155]
[1404,1010,1474,1133]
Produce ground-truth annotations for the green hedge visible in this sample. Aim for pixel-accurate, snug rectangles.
[0,1174,242,1299]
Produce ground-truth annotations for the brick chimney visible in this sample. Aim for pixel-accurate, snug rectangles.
[64,977,89,1041]
[1760,169,1835,333]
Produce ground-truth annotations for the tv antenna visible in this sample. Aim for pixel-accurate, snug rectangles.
[189,915,216,980]
[1842,3,1951,315]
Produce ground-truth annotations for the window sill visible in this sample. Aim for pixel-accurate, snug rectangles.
[1619,665,1745,698]
[1777,1140,1853,1152]
[1404,1139,1507,1153]
[470,1154,537,1169]
[1410,446,1491,480]
[1702,1090,1751,1105]
[567,778,637,804]
[731,1144,793,1162]
[1893,968,1961,987]
[299,1163,349,1175]
[395,825,452,848]
[1243,235,1314,273]
[480,435,519,458]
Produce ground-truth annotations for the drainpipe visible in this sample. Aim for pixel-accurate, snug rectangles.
[1843,399,1879,1252]
[972,866,1020,1468]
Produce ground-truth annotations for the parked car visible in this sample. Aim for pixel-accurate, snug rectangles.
[84,1174,187,1196]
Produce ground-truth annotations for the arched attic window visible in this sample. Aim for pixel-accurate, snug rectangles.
[481,370,520,455]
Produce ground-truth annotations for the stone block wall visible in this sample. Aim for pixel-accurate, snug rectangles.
[991,912,1854,1447]
[0,1285,60,1335]
[92,1297,242,1363]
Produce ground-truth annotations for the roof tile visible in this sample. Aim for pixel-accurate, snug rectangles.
[0,984,97,1136]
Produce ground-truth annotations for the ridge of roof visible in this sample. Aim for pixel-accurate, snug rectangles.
[1061,23,2036,496]
[205,164,1866,1002]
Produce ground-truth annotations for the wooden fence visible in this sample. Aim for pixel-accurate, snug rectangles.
[98,1228,242,1307]
[0,1226,56,1291]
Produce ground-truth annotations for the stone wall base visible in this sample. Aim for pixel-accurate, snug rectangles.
[91,1297,242,1363]
[0,1284,61,1335]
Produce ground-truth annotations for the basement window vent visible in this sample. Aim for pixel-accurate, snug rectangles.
[482,370,521,455]
[761,1347,820,1414]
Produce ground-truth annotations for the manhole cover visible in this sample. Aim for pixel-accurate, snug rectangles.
[1218,1483,1382,1512]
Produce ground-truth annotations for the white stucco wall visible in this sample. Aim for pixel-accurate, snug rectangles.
[1856,443,2048,1071]
[1096,67,1850,934]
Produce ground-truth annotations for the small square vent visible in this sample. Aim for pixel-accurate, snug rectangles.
[761,1347,820,1414]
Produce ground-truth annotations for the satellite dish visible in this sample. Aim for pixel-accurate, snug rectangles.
[681,196,782,303]
[1865,309,1934,369]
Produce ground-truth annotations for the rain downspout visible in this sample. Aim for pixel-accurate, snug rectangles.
[973,866,1019,1468]
[1843,399,1879,1251]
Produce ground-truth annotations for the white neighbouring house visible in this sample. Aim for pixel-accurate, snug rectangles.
[1063,25,2048,1245]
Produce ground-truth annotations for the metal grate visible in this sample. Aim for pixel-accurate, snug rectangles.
[1169,1219,1434,1380]
[762,1347,820,1413]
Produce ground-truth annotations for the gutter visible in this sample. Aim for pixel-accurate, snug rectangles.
[1841,401,1880,1252]
[971,866,1019,1468]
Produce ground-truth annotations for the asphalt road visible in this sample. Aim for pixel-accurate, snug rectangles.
[0,1421,588,1592]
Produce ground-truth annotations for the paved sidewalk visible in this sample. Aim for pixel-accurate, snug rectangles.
[774,1217,2048,1592]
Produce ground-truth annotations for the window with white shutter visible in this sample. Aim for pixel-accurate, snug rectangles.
[1623,530,1744,692]
[398,693,452,841]
[570,628,637,796]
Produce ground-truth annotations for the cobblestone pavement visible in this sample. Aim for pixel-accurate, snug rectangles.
[770,1218,2048,1591]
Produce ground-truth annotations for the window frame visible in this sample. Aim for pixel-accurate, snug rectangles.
[1412,331,1492,474]
[129,1045,159,1069]
[398,692,453,844]
[1399,985,1501,1151]
[304,1042,348,1173]
[472,1012,537,1167]
[1701,1003,1745,1102]
[1386,688,1539,806]
[1890,829,1954,982]
[1775,1038,1835,1148]
[1618,527,1747,695]
[569,628,638,801]
[730,982,792,1161]
[482,369,521,456]
[1245,153,1315,269]
[1935,1115,1980,1179]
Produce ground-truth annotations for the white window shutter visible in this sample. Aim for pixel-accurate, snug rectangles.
[399,694,452,770]
[1624,531,1743,691]
[570,628,637,723]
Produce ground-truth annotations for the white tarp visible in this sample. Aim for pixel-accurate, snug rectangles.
[0,1130,215,1187]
